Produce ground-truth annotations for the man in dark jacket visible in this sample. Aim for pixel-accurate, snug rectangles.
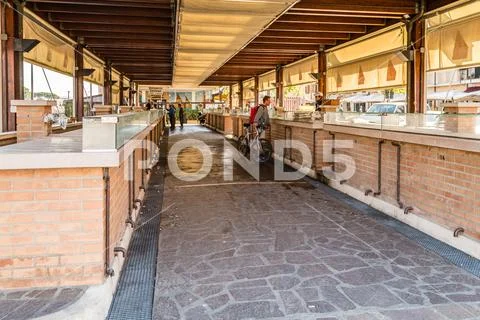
[168,104,176,130]
[178,104,185,129]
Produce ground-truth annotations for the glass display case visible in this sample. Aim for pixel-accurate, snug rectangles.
[324,112,480,139]
[82,110,163,152]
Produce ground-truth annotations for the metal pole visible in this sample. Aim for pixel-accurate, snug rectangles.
[90,82,93,112]
[30,63,34,99]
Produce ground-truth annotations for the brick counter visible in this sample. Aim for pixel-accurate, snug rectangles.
[0,119,164,289]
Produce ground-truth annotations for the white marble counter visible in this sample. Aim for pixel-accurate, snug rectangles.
[0,123,155,170]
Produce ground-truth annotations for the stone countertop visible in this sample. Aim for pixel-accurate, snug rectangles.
[324,123,480,153]
[0,124,154,170]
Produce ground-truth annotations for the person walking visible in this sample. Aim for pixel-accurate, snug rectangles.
[168,104,176,130]
[178,103,185,129]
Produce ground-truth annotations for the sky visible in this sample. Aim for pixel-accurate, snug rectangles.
[23,62,100,99]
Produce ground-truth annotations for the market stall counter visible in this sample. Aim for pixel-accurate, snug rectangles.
[0,102,165,290]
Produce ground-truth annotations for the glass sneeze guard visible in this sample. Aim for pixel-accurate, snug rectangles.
[324,112,480,140]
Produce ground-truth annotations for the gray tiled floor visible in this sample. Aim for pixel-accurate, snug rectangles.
[0,287,86,320]
[153,126,480,320]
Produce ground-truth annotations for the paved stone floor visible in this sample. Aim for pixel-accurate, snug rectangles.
[153,125,480,320]
[0,287,86,320]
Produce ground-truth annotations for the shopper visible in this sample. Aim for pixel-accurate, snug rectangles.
[168,104,176,130]
[178,104,185,129]
[253,96,271,129]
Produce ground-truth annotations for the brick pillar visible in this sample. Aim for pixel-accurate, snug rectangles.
[12,100,55,143]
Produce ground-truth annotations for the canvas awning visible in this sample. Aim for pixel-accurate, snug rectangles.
[111,69,121,105]
[259,70,276,91]
[426,2,480,71]
[232,83,240,108]
[242,78,255,102]
[23,9,75,76]
[326,25,407,94]
[83,50,104,86]
[283,54,318,87]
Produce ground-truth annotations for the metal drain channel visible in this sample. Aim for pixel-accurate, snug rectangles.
[107,132,168,320]
[306,178,480,278]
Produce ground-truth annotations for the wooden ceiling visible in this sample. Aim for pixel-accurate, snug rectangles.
[26,0,175,84]
[25,0,459,87]
[202,0,420,86]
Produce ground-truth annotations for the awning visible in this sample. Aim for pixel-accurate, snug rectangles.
[283,54,318,86]
[243,78,255,102]
[426,2,480,71]
[259,70,276,91]
[326,25,407,94]
[83,50,104,86]
[23,9,75,76]
[232,83,240,108]
[112,69,121,105]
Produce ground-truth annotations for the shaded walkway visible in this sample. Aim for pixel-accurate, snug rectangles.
[154,126,480,320]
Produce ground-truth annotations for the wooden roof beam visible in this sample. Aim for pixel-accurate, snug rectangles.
[259,31,350,40]
[293,0,416,14]
[71,32,172,41]
[277,15,386,25]
[269,23,367,33]
[287,9,405,19]
[32,3,172,17]
[59,23,172,34]
[86,39,172,49]
[49,13,171,26]
[27,0,172,8]
[252,38,337,45]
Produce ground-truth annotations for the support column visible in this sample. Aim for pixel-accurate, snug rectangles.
[119,74,124,106]
[238,82,243,112]
[254,76,259,106]
[74,44,84,121]
[128,82,133,107]
[413,21,426,113]
[135,83,139,107]
[103,64,112,105]
[318,50,327,98]
[229,85,233,109]
[407,19,426,113]
[2,0,23,132]
[275,65,283,108]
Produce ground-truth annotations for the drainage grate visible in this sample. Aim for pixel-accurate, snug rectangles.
[306,178,480,278]
[107,131,168,320]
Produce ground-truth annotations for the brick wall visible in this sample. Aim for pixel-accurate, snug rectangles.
[134,147,144,199]
[0,121,162,290]
[0,168,105,289]
[334,133,480,240]
[108,162,129,268]
[270,122,330,173]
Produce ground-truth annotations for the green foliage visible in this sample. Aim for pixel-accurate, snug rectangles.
[284,85,301,97]
[34,92,60,100]
[24,87,32,99]
[64,100,73,117]
[175,108,200,121]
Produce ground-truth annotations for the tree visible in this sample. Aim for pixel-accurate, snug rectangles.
[24,87,32,99]
[34,92,60,100]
